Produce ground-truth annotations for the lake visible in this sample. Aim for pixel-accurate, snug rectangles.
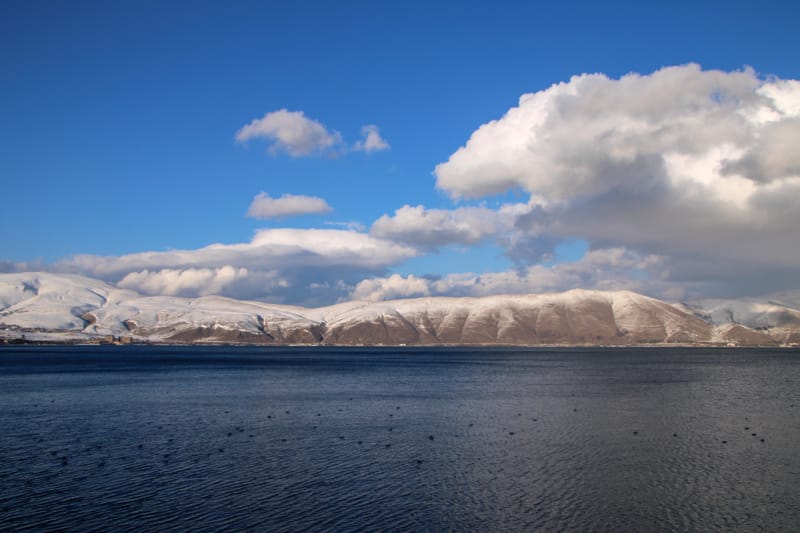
[1,346,799,531]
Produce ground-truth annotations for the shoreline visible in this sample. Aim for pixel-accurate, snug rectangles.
[2,336,797,349]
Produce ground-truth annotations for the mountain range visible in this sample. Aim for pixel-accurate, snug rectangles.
[1,273,799,346]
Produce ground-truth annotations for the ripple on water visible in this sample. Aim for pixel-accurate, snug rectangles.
[0,346,799,530]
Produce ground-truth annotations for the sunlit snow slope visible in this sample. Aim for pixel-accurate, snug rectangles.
[1,273,798,345]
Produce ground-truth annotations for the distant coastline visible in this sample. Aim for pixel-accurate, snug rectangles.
[1,336,796,349]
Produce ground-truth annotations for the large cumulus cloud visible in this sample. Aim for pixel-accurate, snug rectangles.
[433,64,800,296]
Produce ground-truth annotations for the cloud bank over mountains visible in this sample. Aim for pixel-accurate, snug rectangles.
[8,65,800,305]
[351,248,671,302]
[54,229,418,306]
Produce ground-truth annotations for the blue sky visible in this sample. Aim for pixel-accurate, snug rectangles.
[2,1,799,305]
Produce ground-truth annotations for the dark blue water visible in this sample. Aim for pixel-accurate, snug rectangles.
[1,346,799,531]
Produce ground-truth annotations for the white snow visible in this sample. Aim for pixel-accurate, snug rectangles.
[1,272,796,345]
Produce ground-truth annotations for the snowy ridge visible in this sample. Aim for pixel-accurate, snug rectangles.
[1,273,798,345]
[677,298,800,345]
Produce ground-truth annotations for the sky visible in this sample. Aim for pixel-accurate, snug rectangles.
[2,0,799,306]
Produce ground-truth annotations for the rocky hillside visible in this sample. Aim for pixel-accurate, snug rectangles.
[1,273,798,346]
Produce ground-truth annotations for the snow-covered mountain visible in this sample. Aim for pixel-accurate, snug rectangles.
[1,272,798,346]
[677,298,800,345]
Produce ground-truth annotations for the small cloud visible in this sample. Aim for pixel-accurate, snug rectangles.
[353,124,390,152]
[235,109,342,157]
[351,273,430,301]
[370,203,531,248]
[324,220,367,232]
[246,193,332,219]
[236,111,388,157]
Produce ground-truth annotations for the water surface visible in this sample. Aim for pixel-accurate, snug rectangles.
[1,346,799,531]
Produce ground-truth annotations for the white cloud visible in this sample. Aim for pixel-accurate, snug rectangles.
[432,64,800,296]
[351,273,431,301]
[235,109,342,157]
[62,228,417,277]
[57,229,418,305]
[235,110,390,157]
[435,64,787,201]
[353,124,390,152]
[349,248,688,302]
[370,203,530,248]
[720,117,800,183]
[324,220,367,232]
[246,192,332,219]
[118,266,254,296]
